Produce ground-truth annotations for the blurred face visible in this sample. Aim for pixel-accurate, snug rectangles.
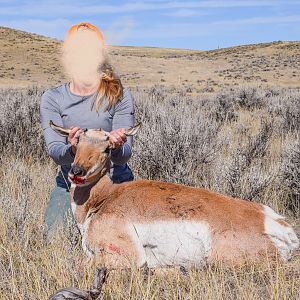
[61,29,106,85]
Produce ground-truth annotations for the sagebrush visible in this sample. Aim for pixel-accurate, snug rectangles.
[0,85,299,299]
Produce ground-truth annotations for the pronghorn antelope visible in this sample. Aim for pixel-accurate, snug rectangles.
[50,121,299,269]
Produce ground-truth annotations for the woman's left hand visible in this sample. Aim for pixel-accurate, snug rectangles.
[110,128,127,149]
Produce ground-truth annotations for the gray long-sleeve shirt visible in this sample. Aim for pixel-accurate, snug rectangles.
[40,82,135,188]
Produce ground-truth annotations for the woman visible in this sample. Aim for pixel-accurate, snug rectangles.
[40,22,135,233]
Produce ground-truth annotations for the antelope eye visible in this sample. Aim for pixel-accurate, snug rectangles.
[104,147,110,154]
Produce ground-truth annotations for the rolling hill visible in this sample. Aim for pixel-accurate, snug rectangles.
[0,26,299,92]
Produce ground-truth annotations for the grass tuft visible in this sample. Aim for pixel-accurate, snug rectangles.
[0,85,299,299]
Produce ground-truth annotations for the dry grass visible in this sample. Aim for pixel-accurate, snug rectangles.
[0,26,299,92]
[0,159,299,299]
[0,25,299,299]
[0,85,299,299]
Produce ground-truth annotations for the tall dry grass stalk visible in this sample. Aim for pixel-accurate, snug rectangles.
[0,85,299,299]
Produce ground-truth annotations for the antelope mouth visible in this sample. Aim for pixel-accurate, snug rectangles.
[68,163,103,186]
[68,174,86,185]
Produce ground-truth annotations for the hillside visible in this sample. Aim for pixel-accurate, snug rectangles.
[0,26,299,91]
[0,26,300,299]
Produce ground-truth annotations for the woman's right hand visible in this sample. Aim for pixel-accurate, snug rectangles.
[68,126,81,154]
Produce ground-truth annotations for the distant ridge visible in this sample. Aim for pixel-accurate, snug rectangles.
[0,26,299,91]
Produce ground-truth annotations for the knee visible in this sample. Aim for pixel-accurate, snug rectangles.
[44,186,73,232]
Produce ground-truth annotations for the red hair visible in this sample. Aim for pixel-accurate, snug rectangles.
[65,22,104,42]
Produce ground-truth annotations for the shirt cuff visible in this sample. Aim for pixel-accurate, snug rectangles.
[111,146,122,157]
[67,144,75,159]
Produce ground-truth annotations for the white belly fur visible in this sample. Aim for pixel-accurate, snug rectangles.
[263,205,299,260]
[128,220,212,268]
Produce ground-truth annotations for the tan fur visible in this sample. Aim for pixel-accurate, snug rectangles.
[49,122,298,268]
[70,176,275,267]
[276,219,289,227]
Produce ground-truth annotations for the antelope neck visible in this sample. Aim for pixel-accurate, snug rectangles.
[70,174,113,224]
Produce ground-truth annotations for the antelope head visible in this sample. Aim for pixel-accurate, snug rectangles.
[49,120,140,186]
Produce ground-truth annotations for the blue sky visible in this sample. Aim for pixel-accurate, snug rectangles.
[1,0,300,50]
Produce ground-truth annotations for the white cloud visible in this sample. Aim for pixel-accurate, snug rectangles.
[0,0,297,16]
[164,9,208,17]
[104,16,135,45]
[1,1,299,48]
[128,15,300,39]
[1,16,136,43]
[214,15,300,26]
[2,13,300,42]
[1,18,72,40]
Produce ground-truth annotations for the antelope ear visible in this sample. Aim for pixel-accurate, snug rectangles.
[49,120,71,137]
[124,123,141,136]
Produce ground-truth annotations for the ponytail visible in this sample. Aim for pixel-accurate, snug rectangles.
[93,62,123,112]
